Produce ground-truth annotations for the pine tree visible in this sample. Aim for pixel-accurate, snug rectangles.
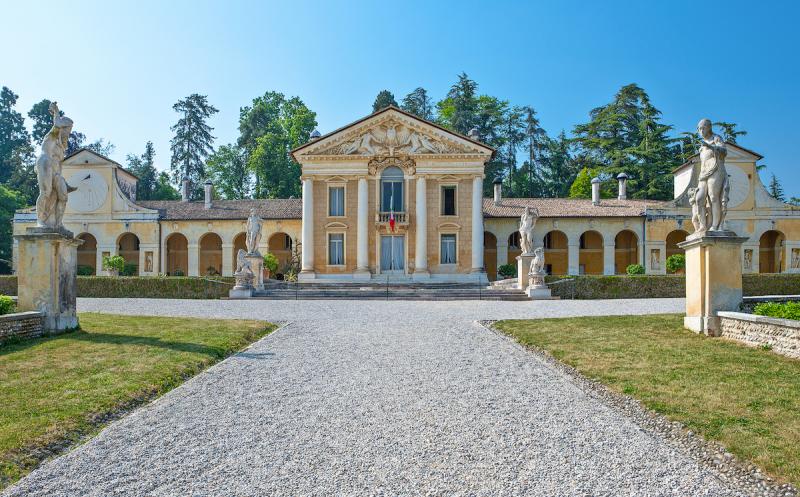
[436,73,478,135]
[713,121,747,144]
[0,87,29,184]
[170,94,218,199]
[400,88,433,120]
[28,99,56,145]
[769,173,785,201]
[372,90,398,113]
[126,141,161,200]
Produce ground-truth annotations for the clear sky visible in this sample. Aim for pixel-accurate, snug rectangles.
[3,0,799,196]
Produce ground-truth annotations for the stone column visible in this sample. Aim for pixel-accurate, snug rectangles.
[355,177,370,279]
[603,243,616,275]
[413,176,429,279]
[221,243,234,276]
[568,243,580,275]
[188,243,199,277]
[299,178,315,280]
[471,176,485,275]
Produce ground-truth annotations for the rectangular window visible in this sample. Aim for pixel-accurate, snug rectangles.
[440,234,456,264]
[328,234,344,265]
[441,186,456,216]
[329,186,345,217]
[381,181,403,212]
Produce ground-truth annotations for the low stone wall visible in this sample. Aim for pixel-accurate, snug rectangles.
[718,311,800,359]
[0,311,44,344]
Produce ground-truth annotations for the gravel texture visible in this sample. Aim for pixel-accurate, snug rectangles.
[3,298,757,496]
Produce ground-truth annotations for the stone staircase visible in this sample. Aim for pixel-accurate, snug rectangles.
[247,281,528,301]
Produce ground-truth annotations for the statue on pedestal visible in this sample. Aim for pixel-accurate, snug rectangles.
[245,209,262,255]
[527,247,546,289]
[233,249,254,289]
[519,207,539,255]
[691,119,729,235]
[35,102,76,231]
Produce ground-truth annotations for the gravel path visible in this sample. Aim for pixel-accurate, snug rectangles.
[5,298,747,496]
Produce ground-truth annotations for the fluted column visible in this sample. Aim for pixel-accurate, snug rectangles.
[471,175,485,273]
[299,178,315,279]
[414,176,429,278]
[355,177,370,278]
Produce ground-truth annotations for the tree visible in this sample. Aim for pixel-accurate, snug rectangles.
[0,87,29,184]
[85,138,115,157]
[170,94,218,199]
[568,167,614,199]
[714,121,747,144]
[206,144,251,199]
[6,142,37,205]
[152,172,181,200]
[538,131,577,198]
[0,184,23,273]
[769,173,785,201]
[238,91,316,198]
[28,99,56,144]
[66,130,86,156]
[126,141,159,200]
[400,87,433,120]
[437,73,478,135]
[372,90,398,113]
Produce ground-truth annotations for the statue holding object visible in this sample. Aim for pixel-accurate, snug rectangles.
[518,207,539,255]
[35,102,77,231]
[690,119,730,236]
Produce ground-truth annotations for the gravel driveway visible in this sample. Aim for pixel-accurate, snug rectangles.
[5,298,747,496]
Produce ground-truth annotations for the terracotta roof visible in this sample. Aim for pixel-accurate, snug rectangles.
[482,197,666,218]
[136,199,302,220]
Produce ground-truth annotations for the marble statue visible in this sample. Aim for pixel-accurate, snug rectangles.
[692,119,729,234]
[519,207,539,255]
[233,249,254,289]
[327,120,460,156]
[792,248,800,270]
[35,102,76,230]
[743,249,753,271]
[245,209,262,255]
[527,247,547,290]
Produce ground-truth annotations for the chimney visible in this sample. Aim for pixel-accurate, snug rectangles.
[204,180,213,209]
[617,172,628,200]
[181,177,190,202]
[591,177,601,205]
[492,175,503,204]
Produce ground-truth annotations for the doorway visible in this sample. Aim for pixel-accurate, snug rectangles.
[380,235,405,273]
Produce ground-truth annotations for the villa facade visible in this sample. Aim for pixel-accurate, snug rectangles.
[12,107,800,281]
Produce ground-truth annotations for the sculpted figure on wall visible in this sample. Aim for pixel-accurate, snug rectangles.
[323,120,463,156]
[35,102,76,230]
[691,119,730,234]
[245,209,262,255]
[519,207,539,255]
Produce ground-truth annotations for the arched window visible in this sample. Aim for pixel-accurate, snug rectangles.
[380,166,404,212]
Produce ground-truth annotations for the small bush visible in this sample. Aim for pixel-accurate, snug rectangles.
[498,263,517,279]
[263,253,279,274]
[626,264,645,275]
[77,265,95,276]
[102,255,125,273]
[173,269,185,277]
[0,295,14,315]
[753,301,800,320]
[666,254,685,274]
[121,263,138,276]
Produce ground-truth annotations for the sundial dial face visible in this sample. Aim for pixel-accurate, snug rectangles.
[67,169,108,212]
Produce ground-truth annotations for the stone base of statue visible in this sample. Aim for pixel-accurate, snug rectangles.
[526,271,553,299]
[14,227,82,333]
[229,270,254,299]
[516,254,534,290]
[245,253,264,290]
[678,231,747,336]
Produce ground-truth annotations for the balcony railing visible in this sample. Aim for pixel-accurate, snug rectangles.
[376,212,407,224]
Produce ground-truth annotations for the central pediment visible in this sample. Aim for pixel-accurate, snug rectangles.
[292,106,493,161]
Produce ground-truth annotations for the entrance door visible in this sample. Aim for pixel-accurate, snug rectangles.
[380,235,405,273]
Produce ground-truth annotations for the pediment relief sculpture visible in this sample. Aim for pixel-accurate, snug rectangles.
[367,155,415,176]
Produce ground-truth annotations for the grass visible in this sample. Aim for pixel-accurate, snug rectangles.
[494,314,800,486]
[0,313,275,489]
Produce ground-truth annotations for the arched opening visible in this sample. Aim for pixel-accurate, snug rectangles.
[77,233,97,275]
[232,232,247,271]
[380,166,404,212]
[760,230,785,273]
[666,230,688,259]
[507,232,521,266]
[199,233,223,276]
[579,230,603,275]
[543,230,568,275]
[166,233,188,276]
[483,232,498,281]
[615,230,639,274]
[117,233,140,276]
[268,232,293,278]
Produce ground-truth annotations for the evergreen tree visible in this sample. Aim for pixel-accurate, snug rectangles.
[714,121,747,144]
[539,131,576,198]
[238,91,316,198]
[437,73,478,135]
[769,173,785,201]
[521,106,547,196]
[400,87,433,120]
[169,94,218,199]
[0,87,29,184]
[28,99,56,144]
[126,141,161,200]
[206,144,251,199]
[66,130,86,156]
[6,142,37,205]
[85,138,115,157]
[499,105,525,186]
[0,184,22,273]
[152,172,181,200]
[372,90,398,113]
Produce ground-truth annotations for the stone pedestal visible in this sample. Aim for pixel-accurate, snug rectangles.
[14,228,82,333]
[516,254,534,290]
[229,286,253,299]
[526,271,553,299]
[678,232,748,336]
[245,253,264,290]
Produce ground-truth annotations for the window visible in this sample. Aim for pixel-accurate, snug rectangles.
[441,186,456,216]
[381,166,404,212]
[329,186,345,216]
[543,232,553,249]
[440,234,456,264]
[328,234,344,265]
[509,232,521,249]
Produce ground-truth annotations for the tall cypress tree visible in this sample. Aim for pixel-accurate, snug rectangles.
[769,173,785,201]
[170,94,218,198]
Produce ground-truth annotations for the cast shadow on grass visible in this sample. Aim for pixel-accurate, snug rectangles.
[60,332,226,357]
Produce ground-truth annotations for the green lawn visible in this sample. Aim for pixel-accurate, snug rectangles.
[0,313,275,489]
[495,314,800,486]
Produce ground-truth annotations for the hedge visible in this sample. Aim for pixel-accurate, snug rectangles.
[0,276,233,299]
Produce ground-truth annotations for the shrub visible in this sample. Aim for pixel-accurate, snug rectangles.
[263,253,279,274]
[173,269,185,277]
[626,264,645,275]
[102,255,125,273]
[77,265,95,276]
[498,263,517,279]
[121,263,138,277]
[666,254,685,274]
[753,301,800,320]
[0,295,14,315]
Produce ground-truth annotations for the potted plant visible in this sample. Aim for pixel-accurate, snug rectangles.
[102,255,125,277]
[666,254,685,274]
[263,252,279,280]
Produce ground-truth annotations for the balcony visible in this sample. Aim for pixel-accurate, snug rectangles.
[376,212,408,225]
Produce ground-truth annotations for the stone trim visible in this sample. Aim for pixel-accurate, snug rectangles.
[0,311,44,344]
[718,311,800,359]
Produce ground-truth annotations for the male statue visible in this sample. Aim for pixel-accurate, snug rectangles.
[518,207,538,255]
[245,209,262,254]
[35,102,76,230]
[693,119,729,233]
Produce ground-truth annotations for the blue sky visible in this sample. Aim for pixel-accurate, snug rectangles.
[3,0,799,196]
